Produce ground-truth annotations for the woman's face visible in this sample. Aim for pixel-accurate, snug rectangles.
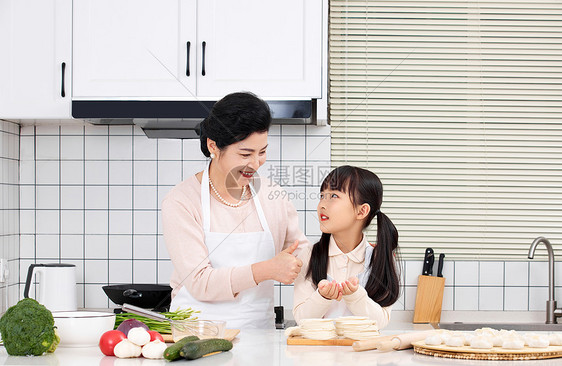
[212,131,268,187]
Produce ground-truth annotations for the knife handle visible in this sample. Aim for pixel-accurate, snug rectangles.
[422,248,434,275]
[427,255,435,276]
[437,253,445,277]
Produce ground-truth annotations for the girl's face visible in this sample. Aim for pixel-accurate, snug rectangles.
[317,188,358,235]
[211,131,268,187]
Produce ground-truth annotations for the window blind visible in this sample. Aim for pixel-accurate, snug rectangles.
[329,0,562,259]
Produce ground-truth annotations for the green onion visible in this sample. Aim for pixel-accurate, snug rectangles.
[114,308,199,334]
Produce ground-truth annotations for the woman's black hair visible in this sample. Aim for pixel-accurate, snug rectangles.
[198,92,272,157]
[305,165,401,307]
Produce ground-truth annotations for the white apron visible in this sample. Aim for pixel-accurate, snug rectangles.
[324,245,374,318]
[170,165,276,329]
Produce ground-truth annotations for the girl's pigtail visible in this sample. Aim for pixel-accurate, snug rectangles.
[306,232,331,287]
[365,211,401,307]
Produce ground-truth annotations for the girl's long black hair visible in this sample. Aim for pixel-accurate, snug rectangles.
[306,165,401,307]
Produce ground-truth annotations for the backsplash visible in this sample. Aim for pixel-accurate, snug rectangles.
[1,121,556,317]
[0,121,19,313]
[402,260,561,312]
[18,123,330,309]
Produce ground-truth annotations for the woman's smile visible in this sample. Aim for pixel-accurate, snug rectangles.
[240,169,256,179]
[320,214,329,221]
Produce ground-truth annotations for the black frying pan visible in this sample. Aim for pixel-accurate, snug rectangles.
[103,284,172,311]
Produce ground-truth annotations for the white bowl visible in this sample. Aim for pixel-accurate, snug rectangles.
[53,311,116,347]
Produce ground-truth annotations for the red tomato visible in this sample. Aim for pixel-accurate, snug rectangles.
[147,330,164,342]
[99,330,127,356]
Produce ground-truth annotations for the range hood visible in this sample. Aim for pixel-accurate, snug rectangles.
[73,100,316,139]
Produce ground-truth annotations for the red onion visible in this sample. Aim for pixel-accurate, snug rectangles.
[116,319,149,337]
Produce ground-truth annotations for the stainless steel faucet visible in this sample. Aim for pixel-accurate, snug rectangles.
[528,236,562,324]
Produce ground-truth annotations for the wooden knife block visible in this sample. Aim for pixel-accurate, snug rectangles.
[413,275,445,323]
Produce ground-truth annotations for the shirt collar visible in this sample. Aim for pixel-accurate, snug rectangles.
[328,234,368,263]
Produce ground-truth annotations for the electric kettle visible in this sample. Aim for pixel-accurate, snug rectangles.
[24,263,77,312]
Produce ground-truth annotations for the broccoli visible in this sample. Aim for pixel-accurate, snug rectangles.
[0,298,60,356]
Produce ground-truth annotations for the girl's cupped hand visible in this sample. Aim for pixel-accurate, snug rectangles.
[340,276,359,295]
[318,280,342,301]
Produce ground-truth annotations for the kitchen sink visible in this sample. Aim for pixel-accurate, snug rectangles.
[435,322,562,331]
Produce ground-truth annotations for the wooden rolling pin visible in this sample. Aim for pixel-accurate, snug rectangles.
[352,330,434,352]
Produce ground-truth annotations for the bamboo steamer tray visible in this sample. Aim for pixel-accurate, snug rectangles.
[287,336,357,346]
[412,340,562,361]
[162,329,240,343]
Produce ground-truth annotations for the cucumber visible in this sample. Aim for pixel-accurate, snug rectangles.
[163,335,199,361]
[179,338,233,360]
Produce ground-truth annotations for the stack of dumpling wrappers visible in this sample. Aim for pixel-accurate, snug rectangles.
[285,316,380,340]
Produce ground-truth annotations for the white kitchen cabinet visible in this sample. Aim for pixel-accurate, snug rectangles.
[0,0,72,119]
[72,0,322,100]
[72,0,196,99]
[196,0,322,98]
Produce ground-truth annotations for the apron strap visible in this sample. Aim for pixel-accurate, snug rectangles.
[202,162,271,234]
[249,183,271,234]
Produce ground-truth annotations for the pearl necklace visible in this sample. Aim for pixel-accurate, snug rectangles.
[209,178,248,207]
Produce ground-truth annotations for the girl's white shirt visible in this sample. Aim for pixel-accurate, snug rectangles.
[292,235,392,328]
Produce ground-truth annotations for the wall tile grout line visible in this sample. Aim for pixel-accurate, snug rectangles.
[106,128,110,307]
[33,126,37,297]
[527,262,531,311]
[58,125,62,265]
[82,125,87,307]
[132,126,137,285]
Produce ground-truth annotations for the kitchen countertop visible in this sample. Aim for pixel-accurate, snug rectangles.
[2,323,562,366]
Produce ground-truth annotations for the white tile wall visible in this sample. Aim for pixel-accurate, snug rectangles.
[0,120,20,311]
[17,124,331,309]
[504,287,528,311]
[7,121,562,315]
[455,287,479,311]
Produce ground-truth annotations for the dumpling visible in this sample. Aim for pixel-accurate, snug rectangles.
[470,336,493,349]
[425,334,444,346]
[526,335,549,348]
[548,333,562,346]
[445,336,465,347]
[502,338,525,350]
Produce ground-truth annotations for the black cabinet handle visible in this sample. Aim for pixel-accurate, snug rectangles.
[201,41,206,76]
[61,62,66,97]
[186,41,191,76]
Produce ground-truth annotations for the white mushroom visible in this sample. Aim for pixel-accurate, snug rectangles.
[113,339,142,358]
[141,340,167,359]
[127,327,151,347]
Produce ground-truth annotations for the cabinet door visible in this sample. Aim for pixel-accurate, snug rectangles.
[197,0,322,99]
[72,0,196,99]
[0,0,71,119]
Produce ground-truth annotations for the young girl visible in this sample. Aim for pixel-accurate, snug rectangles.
[292,165,400,329]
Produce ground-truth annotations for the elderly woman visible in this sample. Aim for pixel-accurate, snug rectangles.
[162,92,308,329]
